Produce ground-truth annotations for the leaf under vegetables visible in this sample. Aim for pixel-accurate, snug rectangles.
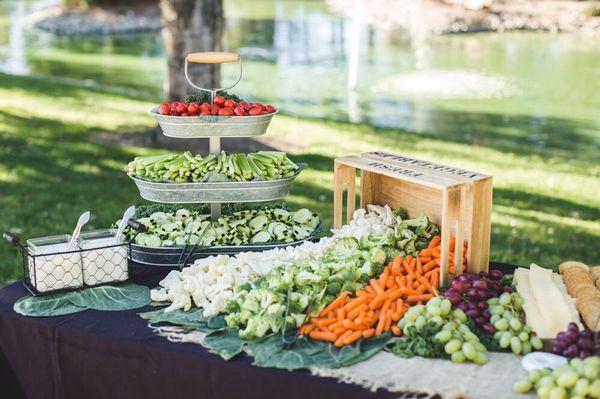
[68,284,151,311]
[203,329,247,360]
[247,334,391,370]
[14,284,151,317]
[139,308,227,333]
[14,292,85,317]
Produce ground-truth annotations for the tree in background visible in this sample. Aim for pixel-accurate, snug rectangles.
[159,0,224,100]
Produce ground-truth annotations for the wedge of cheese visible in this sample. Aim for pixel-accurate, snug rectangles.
[514,267,554,339]
[551,273,583,328]
[529,264,575,335]
[513,264,580,339]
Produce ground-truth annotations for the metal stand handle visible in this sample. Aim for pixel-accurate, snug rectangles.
[184,51,243,105]
[184,51,243,220]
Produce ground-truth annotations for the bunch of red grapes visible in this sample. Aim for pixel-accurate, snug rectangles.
[443,270,511,334]
[157,96,276,117]
[552,323,599,359]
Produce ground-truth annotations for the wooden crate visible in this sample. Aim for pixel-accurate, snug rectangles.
[333,151,493,286]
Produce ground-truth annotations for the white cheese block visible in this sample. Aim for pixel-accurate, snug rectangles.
[514,267,555,339]
[551,273,583,329]
[529,264,574,336]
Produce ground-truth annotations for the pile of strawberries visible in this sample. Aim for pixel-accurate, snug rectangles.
[157,96,276,117]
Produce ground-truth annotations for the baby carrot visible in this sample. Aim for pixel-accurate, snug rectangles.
[428,236,441,248]
[391,325,401,336]
[342,319,360,330]
[347,303,369,320]
[380,299,392,315]
[333,327,346,336]
[343,330,363,345]
[375,314,386,336]
[423,260,437,272]
[335,330,353,347]
[368,292,387,310]
[384,309,393,332]
[387,288,403,301]
[309,330,337,342]
[420,248,433,257]
[337,307,345,321]
[406,294,433,304]
[362,328,375,339]
[343,295,369,312]
[416,258,423,276]
[319,291,350,316]
[370,279,384,295]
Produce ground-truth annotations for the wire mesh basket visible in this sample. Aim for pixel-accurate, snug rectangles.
[3,225,141,296]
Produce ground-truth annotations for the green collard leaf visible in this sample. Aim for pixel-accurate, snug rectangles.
[14,284,151,317]
[14,292,85,317]
[67,284,151,311]
[248,333,391,370]
[139,308,227,333]
[203,329,246,360]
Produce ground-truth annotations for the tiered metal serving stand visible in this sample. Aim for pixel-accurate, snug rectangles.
[129,51,314,267]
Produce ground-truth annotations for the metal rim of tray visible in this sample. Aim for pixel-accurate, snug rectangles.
[151,108,278,138]
[129,164,305,204]
[129,232,321,267]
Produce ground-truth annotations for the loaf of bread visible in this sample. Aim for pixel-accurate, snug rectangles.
[559,261,600,331]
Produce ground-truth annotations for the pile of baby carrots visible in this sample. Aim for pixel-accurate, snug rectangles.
[420,235,468,275]
[300,236,446,347]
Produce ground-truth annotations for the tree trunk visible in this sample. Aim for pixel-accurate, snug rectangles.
[159,0,224,101]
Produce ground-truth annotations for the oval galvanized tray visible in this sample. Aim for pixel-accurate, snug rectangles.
[129,165,304,204]
[151,108,277,138]
[129,233,321,267]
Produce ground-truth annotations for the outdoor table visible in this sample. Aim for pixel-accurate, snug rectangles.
[0,262,516,399]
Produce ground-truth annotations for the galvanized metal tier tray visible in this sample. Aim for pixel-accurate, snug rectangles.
[130,165,305,204]
[129,234,320,267]
[151,109,277,138]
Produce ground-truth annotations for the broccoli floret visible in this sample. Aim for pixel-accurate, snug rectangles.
[224,309,252,329]
[265,271,293,291]
[381,245,402,262]
[266,302,286,315]
[323,237,361,261]
[289,292,310,313]
[294,270,322,285]
[393,208,408,220]
[241,293,261,313]
[366,247,387,266]
[359,232,396,250]
[325,282,341,295]
[239,315,271,339]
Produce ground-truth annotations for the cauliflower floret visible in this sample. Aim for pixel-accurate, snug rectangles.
[150,288,169,302]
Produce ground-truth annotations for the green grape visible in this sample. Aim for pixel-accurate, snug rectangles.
[513,378,532,393]
[530,335,543,350]
[509,317,522,331]
[499,293,511,306]
[589,380,600,398]
[473,342,486,353]
[519,331,529,342]
[494,319,509,331]
[488,297,499,306]
[549,386,567,399]
[521,341,532,355]
[490,314,501,323]
[473,352,488,365]
[429,315,444,326]
[458,324,470,334]
[493,330,503,340]
[499,332,511,348]
[573,378,590,396]
[412,304,425,314]
[445,339,462,354]
[442,321,455,330]
[434,330,452,343]
[537,386,551,399]
[428,296,442,307]
[502,310,512,319]
[452,309,467,322]
[462,342,477,360]
[440,300,451,316]
[490,305,504,316]
[523,324,532,333]
[538,375,556,390]
[583,363,598,380]
[510,336,522,354]
[463,331,479,342]
[529,369,543,383]
[556,369,578,388]
[451,351,466,363]
[414,315,426,329]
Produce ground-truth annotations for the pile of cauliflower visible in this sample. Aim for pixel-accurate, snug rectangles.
[150,205,397,317]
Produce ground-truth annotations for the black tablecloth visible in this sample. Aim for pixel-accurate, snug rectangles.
[0,263,516,399]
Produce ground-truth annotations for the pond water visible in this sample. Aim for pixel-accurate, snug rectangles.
[0,0,599,159]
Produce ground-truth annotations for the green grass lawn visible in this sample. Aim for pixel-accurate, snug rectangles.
[0,71,598,285]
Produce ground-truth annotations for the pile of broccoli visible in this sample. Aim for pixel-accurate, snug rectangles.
[223,237,387,339]
[223,211,439,340]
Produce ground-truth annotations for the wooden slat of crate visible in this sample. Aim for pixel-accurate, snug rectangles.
[363,151,493,273]
[334,153,492,286]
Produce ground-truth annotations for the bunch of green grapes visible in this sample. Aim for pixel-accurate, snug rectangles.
[514,356,600,398]
[488,292,543,355]
[398,297,489,365]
